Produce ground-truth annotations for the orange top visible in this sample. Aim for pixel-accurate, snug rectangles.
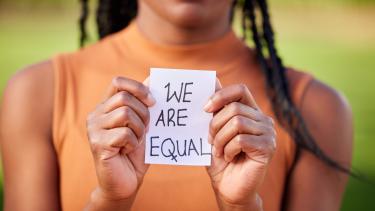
[52,22,313,211]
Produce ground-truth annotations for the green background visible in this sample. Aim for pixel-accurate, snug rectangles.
[0,0,374,210]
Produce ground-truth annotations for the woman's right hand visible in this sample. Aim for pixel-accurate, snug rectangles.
[85,77,155,209]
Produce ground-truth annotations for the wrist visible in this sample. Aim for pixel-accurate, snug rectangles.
[216,193,263,211]
[84,188,136,211]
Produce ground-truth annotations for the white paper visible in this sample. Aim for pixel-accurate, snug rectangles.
[145,68,216,166]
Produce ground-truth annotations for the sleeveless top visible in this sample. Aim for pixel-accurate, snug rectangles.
[52,21,313,211]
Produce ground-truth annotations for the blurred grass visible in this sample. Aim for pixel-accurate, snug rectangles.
[273,5,375,211]
[0,2,375,211]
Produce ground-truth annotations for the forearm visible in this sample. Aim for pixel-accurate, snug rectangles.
[84,188,135,211]
[216,193,263,211]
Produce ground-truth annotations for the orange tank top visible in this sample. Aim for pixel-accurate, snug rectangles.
[52,21,313,211]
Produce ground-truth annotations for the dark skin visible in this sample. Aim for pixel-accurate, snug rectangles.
[0,0,352,210]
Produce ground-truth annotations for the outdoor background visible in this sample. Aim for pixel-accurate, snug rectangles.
[0,0,374,210]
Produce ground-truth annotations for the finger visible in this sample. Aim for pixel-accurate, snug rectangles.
[222,136,242,162]
[126,133,149,174]
[223,134,275,163]
[100,106,145,139]
[98,91,150,125]
[106,127,139,153]
[204,84,259,113]
[207,78,222,145]
[213,115,272,157]
[210,102,264,139]
[127,133,146,161]
[90,127,138,160]
[104,76,156,107]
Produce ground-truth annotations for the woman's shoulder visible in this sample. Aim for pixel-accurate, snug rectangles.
[300,76,352,134]
[288,68,352,162]
[3,59,54,112]
[4,60,54,106]
[1,59,54,139]
[285,67,351,116]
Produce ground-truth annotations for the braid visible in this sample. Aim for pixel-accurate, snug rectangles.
[79,0,89,47]
[240,0,353,175]
[80,0,137,46]
[96,0,137,39]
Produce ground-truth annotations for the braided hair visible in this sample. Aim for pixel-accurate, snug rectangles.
[79,0,137,45]
[79,0,352,181]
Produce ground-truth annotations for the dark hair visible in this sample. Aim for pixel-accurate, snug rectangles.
[79,0,353,182]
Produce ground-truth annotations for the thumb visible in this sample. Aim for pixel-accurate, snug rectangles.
[143,77,150,86]
[142,77,156,107]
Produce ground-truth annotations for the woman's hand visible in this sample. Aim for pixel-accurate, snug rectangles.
[205,83,276,211]
[85,77,155,210]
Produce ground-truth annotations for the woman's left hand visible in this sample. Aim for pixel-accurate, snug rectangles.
[204,83,276,211]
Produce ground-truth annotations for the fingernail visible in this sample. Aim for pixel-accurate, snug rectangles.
[204,99,213,112]
[147,93,156,106]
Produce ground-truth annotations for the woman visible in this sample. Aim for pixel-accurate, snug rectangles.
[0,0,353,210]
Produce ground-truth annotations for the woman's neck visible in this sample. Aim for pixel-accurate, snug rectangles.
[136,1,232,46]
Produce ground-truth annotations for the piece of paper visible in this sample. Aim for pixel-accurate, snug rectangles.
[145,68,216,166]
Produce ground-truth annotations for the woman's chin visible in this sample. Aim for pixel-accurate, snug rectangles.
[168,2,209,28]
